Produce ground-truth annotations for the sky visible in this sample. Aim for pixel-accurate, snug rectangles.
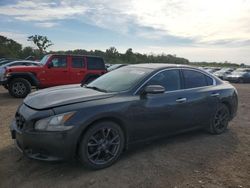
[0,0,250,64]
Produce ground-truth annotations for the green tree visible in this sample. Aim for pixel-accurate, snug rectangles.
[124,48,137,64]
[28,35,53,53]
[0,35,22,58]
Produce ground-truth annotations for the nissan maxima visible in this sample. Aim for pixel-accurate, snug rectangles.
[10,64,238,169]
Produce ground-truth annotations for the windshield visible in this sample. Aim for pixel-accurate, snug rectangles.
[87,67,152,92]
[40,55,50,65]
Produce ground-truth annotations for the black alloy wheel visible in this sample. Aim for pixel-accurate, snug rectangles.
[78,121,124,169]
[8,78,31,98]
[209,104,230,134]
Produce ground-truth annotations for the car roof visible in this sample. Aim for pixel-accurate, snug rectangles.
[127,63,192,70]
[47,54,103,58]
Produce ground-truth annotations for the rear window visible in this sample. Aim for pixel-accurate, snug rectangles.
[206,76,214,85]
[183,70,208,89]
[86,57,105,70]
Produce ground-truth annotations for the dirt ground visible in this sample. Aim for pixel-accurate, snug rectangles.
[0,84,249,188]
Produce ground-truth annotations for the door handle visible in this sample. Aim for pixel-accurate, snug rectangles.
[210,93,220,97]
[176,98,187,103]
[62,70,68,72]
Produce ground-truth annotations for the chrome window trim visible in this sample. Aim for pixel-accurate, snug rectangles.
[134,67,217,95]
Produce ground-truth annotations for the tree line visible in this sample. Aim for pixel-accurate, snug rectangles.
[0,35,242,67]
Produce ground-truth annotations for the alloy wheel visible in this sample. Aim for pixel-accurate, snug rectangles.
[87,127,121,165]
[214,107,229,133]
[12,82,26,96]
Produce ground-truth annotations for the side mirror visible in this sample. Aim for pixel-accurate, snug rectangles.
[143,85,165,95]
[47,63,53,68]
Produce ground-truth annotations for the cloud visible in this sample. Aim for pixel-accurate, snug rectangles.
[137,45,250,64]
[0,0,88,21]
[35,22,59,28]
[0,31,29,46]
[0,0,250,46]
[77,0,250,46]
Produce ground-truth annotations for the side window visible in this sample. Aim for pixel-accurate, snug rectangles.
[206,75,214,85]
[87,57,105,70]
[182,70,208,89]
[22,62,30,66]
[50,57,67,68]
[147,69,181,91]
[72,57,85,68]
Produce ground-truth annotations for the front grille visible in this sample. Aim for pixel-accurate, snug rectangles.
[15,112,26,130]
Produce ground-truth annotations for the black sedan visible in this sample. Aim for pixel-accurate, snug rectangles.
[224,68,250,83]
[10,64,238,169]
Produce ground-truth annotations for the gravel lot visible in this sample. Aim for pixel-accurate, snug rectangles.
[0,84,249,188]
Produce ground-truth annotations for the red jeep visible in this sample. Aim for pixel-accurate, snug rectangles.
[2,54,106,98]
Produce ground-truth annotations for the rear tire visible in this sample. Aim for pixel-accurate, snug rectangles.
[78,121,125,170]
[208,104,230,134]
[8,78,31,98]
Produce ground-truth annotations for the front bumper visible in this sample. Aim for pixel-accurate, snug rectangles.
[10,120,77,161]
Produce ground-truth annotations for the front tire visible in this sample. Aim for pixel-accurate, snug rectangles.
[78,121,125,170]
[8,78,31,98]
[208,104,230,134]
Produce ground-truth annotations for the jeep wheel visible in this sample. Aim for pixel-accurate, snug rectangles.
[9,78,31,98]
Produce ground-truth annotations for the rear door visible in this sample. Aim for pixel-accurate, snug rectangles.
[69,56,86,84]
[181,69,218,127]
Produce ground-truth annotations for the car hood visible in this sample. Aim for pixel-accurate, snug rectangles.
[7,65,43,72]
[24,84,115,110]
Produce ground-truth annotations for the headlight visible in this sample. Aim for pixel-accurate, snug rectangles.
[34,112,75,131]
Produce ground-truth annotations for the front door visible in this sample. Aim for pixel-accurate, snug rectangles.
[43,56,70,87]
[129,69,194,141]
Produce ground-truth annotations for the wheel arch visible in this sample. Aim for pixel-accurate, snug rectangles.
[221,100,232,117]
[7,72,39,87]
[75,116,129,156]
